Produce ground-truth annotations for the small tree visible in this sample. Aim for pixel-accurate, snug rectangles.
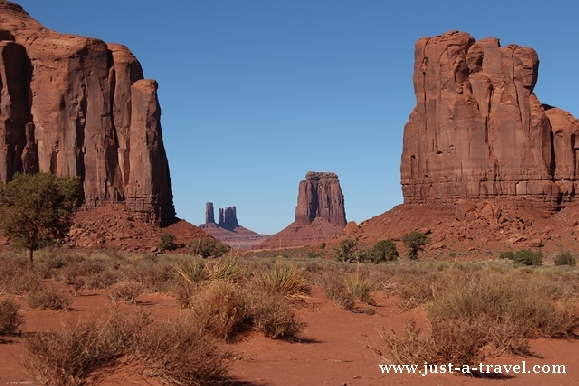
[158,233,177,252]
[334,239,357,263]
[402,231,429,260]
[369,239,399,263]
[0,172,79,264]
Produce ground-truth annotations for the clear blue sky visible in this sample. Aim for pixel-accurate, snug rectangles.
[16,0,579,234]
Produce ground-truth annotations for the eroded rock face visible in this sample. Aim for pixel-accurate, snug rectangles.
[400,30,579,208]
[0,2,175,225]
[295,171,347,227]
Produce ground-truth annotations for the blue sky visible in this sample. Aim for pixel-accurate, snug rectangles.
[16,0,579,234]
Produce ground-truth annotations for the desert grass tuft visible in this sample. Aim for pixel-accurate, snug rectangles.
[254,263,311,300]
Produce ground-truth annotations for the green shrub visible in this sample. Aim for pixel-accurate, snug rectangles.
[554,251,576,266]
[158,233,177,252]
[499,251,514,260]
[334,239,358,262]
[369,239,399,263]
[188,237,229,258]
[513,249,542,266]
[402,232,429,260]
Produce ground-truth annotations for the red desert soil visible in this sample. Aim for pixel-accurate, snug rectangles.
[1,282,577,386]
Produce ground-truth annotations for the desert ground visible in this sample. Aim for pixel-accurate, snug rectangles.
[1,246,578,386]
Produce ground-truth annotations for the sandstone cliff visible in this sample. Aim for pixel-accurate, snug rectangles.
[257,171,347,249]
[0,2,175,225]
[400,30,579,208]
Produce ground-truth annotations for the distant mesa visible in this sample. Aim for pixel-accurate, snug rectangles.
[200,202,269,248]
[257,171,347,249]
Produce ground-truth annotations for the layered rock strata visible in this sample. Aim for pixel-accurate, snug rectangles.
[0,2,175,225]
[400,30,579,208]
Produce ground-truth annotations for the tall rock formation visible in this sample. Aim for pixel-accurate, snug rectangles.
[0,2,175,225]
[400,30,579,208]
[295,172,347,227]
[219,206,238,231]
[205,202,215,224]
[257,171,347,249]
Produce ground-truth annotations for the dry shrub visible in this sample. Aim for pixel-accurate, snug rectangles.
[23,307,230,386]
[254,263,311,300]
[0,298,22,339]
[375,271,578,366]
[395,272,440,311]
[0,256,42,295]
[250,292,305,340]
[174,280,197,309]
[108,282,142,304]
[27,286,70,310]
[320,271,377,310]
[428,272,579,339]
[320,273,355,310]
[82,270,121,290]
[189,280,252,342]
[141,262,178,292]
[136,317,230,385]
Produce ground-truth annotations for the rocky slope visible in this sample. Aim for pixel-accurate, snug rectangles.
[401,30,579,209]
[0,2,174,225]
[257,172,347,249]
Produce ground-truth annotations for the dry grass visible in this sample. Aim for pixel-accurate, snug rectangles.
[27,285,71,310]
[23,307,231,386]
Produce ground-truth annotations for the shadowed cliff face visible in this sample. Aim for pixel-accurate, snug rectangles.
[0,2,175,225]
[400,30,579,208]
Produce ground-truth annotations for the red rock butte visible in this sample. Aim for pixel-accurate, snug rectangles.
[257,171,347,249]
[400,30,579,209]
[0,2,175,225]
